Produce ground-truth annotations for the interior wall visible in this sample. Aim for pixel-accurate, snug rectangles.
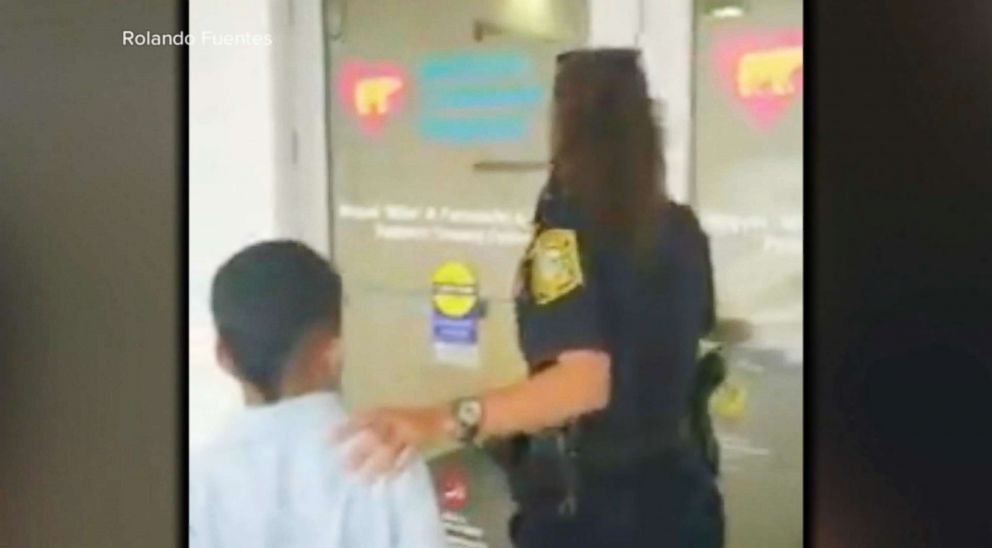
[588,0,640,46]
[641,0,694,204]
[589,0,694,204]
[271,0,331,253]
[188,0,278,450]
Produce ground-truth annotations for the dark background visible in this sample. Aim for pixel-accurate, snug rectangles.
[1,0,990,546]
[814,1,992,546]
[0,2,179,546]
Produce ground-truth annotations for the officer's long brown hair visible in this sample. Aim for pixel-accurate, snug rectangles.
[550,49,668,254]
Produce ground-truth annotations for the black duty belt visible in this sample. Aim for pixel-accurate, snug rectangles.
[518,424,690,516]
[576,431,692,473]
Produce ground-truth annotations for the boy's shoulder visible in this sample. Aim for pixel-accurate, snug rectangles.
[190,393,350,481]
[188,396,445,548]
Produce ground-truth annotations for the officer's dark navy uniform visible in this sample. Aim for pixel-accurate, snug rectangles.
[505,182,724,548]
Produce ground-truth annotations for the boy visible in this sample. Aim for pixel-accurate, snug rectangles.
[189,240,445,548]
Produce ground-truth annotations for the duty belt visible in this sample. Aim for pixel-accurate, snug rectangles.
[575,427,692,473]
[520,425,690,516]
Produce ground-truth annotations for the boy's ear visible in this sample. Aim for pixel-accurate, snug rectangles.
[215,336,236,375]
[313,332,343,378]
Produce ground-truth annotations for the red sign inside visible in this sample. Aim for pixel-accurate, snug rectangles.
[337,60,409,136]
[437,468,469,511]
[713,29,803,130]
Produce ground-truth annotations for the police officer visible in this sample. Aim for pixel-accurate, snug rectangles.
[338,49,724,548]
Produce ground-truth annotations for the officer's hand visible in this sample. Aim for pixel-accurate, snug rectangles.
[335,406,447,478]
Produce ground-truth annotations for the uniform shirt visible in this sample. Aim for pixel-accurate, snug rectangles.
[515,184,714,459]
[188,392,446,548]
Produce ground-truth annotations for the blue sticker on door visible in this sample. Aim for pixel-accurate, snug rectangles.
[431,261,481,367]
[416,52,544,144]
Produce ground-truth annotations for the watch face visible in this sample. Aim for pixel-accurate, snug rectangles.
[458,400,482,425]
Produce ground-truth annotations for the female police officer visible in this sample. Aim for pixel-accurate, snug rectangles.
[338,49,723,547]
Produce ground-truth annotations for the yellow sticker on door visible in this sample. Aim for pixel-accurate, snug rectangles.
[431,261,478,318]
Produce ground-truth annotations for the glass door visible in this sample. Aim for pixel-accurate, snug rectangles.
[692,0,804,546]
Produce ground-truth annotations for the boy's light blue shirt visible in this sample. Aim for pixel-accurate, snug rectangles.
[189,392,446,548]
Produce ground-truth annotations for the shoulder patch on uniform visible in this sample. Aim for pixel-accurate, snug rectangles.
[530,228,583,305]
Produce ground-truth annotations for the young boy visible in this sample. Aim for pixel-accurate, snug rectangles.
[189,240,445,548]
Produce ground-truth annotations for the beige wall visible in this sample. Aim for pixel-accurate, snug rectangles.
[188,0,279,450]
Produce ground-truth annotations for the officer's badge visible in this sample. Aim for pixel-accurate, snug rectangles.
[529,228,583,305]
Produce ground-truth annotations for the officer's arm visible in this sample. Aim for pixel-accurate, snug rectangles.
[476,349,610,438]
[476,215,610,438]
[338,203,610,465]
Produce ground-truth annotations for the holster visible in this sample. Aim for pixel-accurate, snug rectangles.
[688,347,727,476]
[483,425,580,516]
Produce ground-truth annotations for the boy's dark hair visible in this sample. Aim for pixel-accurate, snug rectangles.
[210,240,342,401]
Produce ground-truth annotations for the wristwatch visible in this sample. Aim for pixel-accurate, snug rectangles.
[450,397,484,444]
